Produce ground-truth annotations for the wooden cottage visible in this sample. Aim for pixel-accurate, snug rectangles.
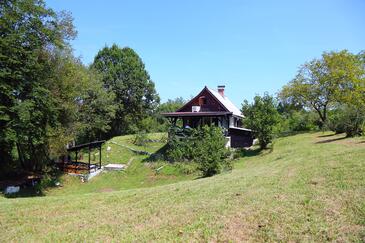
[162,85,253,148]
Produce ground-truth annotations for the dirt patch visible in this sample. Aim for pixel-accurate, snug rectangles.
[99,188,114,193]
[217,212,257,242]
[309,177,326,186]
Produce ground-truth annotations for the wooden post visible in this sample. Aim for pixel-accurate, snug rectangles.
[75,151,78,163]
[99,145,102,169]
[88,145,91,172]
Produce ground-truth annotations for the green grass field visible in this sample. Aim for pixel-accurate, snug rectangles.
[0,132,364,241]
[47,133,196,196]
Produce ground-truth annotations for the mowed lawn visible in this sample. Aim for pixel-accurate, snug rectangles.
[0,132,364,242]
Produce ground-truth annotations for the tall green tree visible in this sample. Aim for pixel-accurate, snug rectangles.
[157,97,186,113]
[77,69,116,143]
[155,97,185,129]
[0,0,76,171]
[91,44,160,136]
[0,0,118,174]
[46,51,116,153]
[279,50,365,126]
[242,93,279,149]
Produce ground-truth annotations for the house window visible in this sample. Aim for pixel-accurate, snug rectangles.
[199,96,207,106]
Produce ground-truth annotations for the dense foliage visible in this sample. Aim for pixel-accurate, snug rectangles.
[154,97,186,130]
[0,0,114,173]
[279,50,365,132]
[242,93,279,149]
[91,44,160,136]
[166,126,231,177]
[327,105,365,137]
[276,101,319,134]
[0,0,75,172]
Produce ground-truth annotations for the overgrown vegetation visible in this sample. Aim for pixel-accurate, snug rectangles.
[166,126,231,177]
[133,131,149,146]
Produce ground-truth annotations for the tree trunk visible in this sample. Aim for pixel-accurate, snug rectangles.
[16,143,23,168]
[312,105,326,128]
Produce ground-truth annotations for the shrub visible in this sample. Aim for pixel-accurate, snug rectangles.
[288,111,317,132]
[175,162,199,175]
[327,105,365,137]
[242,93,280,149]
[133,131,148,146]
[165,126,195,161]
[166,126,231,177]
[194,126,232,177]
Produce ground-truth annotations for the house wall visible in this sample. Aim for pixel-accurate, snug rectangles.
[229,128,254,148]
[179,89,226,112]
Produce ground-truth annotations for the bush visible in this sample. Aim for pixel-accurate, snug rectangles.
[133,131,148,146]
[194,126,232,177]
[327,105,365,137]
[242,93,279,149]
[288,111,317,132]
[166,126,231,177]
[175,162,199,175]
[275,109,319,136]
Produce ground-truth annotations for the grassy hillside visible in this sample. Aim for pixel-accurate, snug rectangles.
[0,132,364,242]
[47,133,197,196]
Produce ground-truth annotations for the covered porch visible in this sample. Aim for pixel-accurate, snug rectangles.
[162,111,232,131]
[162,112,254,148]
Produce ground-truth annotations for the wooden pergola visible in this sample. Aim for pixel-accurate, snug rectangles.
[67,140,105,171]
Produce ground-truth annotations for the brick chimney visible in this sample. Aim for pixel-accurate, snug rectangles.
[217,85,225,97]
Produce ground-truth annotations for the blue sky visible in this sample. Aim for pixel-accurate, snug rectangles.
[46,0,365,105]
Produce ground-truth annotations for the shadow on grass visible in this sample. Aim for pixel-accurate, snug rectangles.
[1,170,63,199]
[278,130,317,138]
[242,147,265,157]
[235,145,274,158]
[143,144,169,162]
[3,187,45,198]
[318,133,338,138]
[315,136,347,144]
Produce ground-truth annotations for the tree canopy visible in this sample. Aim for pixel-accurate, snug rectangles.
[0,0,76,171]
[279,50,365,126]
[0,0,115,173]
[242,93,279,149]
[91,44,160,136]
